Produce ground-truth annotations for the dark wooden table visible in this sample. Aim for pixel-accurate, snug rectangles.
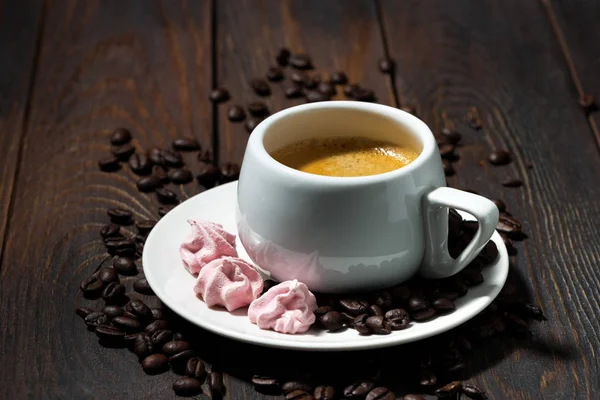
[1,0,599,399]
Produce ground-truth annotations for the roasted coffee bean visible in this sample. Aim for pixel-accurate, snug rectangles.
[136,219,156,235]
[403,395,425,400]
[173,138,200,152]
[111,143,135,161]
[353,314,371,334]
[76,307,94,319]
[319,311,344,332]
[133,278,154,295]
[158,205,174,217]
[385,308,411,330]
[419,370,437,388]
[102,305,124,319]
[169,349,196,371]
[80,276,104,295]
[276,48,291,66]
[84,312,108,329]
[250,78,271,96]
[339,298,369,316]
[196,163,220,188]
[344,380,375,398]
[247,101,269,117]
[145,319,169,335]
[306,91,330,102]
[408,296,429,312]
[286,390,313,400]
[369,305,384,316]
[107,208,133,224]
[128,153,151,175]
[155,187,178,204]
[112,316,141,333]
[227,105,246,122]
[434,381,462,397]
[412,308,436,321]
[488,150,511,165]
[96,267,119,284]
[314,385,335,400]
[282,382,313,394]
[185,357,207,381]
[151,329,174,348]
[344,83,360,97]
[244,118,261,133]
[98,156,121,172]
[497,214,522,234]
[173,377,203,397]
[102,282,126,303]
[199,149,212,162]
[401,104,416,115]
[461,268,484,286]
[378,57,395,74]
[147,148,165,166]
[95,324,126,342]
[208,371,226,398]
[441,128,462,144]
[115,240,137,257]
[443,158,455,176]
[374,291,393,309]
[508,302,547,321]
[126,300,153,323]
[172,332,185,341]
[366,316,391,334]
[317,82,336,96]
[252,375,280,389]
[438,143,455,159]
[266,66,284,82]
[289,54,313,70]
[304,74,321,89]
[111,128,132,145]
[502,178,523,188]
[220,162,240,182]
[210,88,230,103]
[100,224,120,239]
[461,383,488,400]
[151,166,169,185]
[168,168,193,184]
[141,353,169,375]
[284,84,304,98]
[162,340,190,356]
[579,94,596,111]
[161,149,183,167]
[150,308,164,321]
[112,257,136,275]
[290,71,307,85]
[353,87,375,102]
[329,71,348,85]
[432,298,456,313]
[315,306,333,317]
[366,387,394,400]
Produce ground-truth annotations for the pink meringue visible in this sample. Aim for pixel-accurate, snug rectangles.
[179,219,237,275]
[194,257,263,312]
[248,280,317,334]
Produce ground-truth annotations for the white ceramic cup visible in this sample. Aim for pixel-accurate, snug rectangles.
[236,101,499,293]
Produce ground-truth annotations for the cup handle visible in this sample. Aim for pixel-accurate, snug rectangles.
[419,187,499,279]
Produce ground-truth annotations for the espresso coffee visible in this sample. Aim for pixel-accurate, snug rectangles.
[270,136,419,177]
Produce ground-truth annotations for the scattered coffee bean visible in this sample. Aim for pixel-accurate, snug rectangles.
[289,54,313,70]
[126,300,153,323]
[461,383,488,400]
[247,101,269,117]
[128,153,151,175]
[173,377,203,397]
[110,128,132,145]
[267,66,284,82]
[252,375,280,389]
[80,276,104,296]
[276,48,291,66]
[461,268,484,286]
[408,296,429,312]
[136,219,156,235]
[227,105,246,122]
[366,316,391,334]
[100,224,120,238]
[374,290,393,309]
[210,88,230,103]
[102,282,126,303]
[111,316,140,333]
[95,324,126,342]
[185,357,207,381]
[245,118,262,133]
[220,162,240,182]
[172,138,200,152]
[497,214,522,235]
[579,94,595,111]
[162,340,191,356]
[133,278,154,295]
[319,311,344,332]
[385,308,411,330]
[369,305,384,316]
[168,168,193,184]
[344,83,359,97]
[339,298,370,316]
[502,178,523,188]
[443,159,455,176]
[150,308,165,321]
[488,150,511,165]
[98,156,121,172]
[282,382,313,395]
[344,380,375,398]
[435,381,462,397]
[141,353,169,375]
[286,390,313,400]
[111,143,135,161]
[314,385,335,400]
[366,387,394,400]
[432,298,456,313]
[76,307,94,319]
[152,165,169,183]
[196,163,220,188]
[84,312,108,329]
[151,329,174,349]
[403,395,425,400]
[412,308,436,321]
[441,128,462,144]
[113,239,136,257]
[419,370,437,388]
[329,71,348,85]
[169,349,196,373]
[113,257,137,275]
[163,149,184,167]
[96,267,119,284]
[353,87,375,102]
[378,58,395,74]
[136,175,162,192]
[284,84,304,98]
[147,148,165,166]
[353,314,371,335]
[317,82,336,96]
[290,71,306,85]
[156,188,178,204]
[107,208,133,224]
[102,305,124,319]
[438,143,455,159]
[306,91,331,102]
[493,199,506,212]
[145,320,169,335]
[208,371,226,398]
[250,78,271,96]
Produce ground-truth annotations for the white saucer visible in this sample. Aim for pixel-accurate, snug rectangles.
[143,181,509,351]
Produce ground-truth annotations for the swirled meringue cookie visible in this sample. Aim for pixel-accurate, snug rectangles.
[179,219,237,275]
[248,280,317,334]
[194,257,264,311]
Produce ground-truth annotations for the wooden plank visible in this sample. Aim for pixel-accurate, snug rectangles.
[381,0,600,398]
[0,1,212,398]
[0,0,43,258]
[215,0,393,165]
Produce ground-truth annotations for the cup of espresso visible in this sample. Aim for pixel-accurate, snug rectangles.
[236,101,499,293]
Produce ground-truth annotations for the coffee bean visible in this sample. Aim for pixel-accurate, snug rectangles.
[289,54,313,70]
[158,205,174,217]
[115,240,137,257]
[247,101,269,117]
[111,257,136,275]
[162,149,183,167]
[317,82,336,96]
[185,357,207,381]
[110,128,132,145]
[96,267,119,284]
[227,105,246,122]
[210,88,230,103]
[173,138,200,152]
[286,390,313,400]
[95,324,126,342]
[111,316,141,333]
[412,308,436,321]
[196,163,220,188]
[366,387,394,400]
[353,314,371,334]
[128,153,151,175]
[507,302,547,321]
[461,268,484,286]
[432,298,456,313]
[98,156,121,172]
[385,308,411,330]
[284,84,304,98]
[245,118,262,133]
[145,319,169,335]
[126,300,153,323]
[344,380,375,398]
[315,306,333,317]
[220,162,240,182]
[492,199,506,212]
[374,290,393,309]
[329,71,348,85]
[419,370,437,388]
[141,353,169,375]
[403,395,425,400]
[173,377,203,397]
[169,349,196,372]
[408,296,429,312]
[80,276,104,295]
[252,375,280,389]
[147,148,165,166]
[339,298,370,316]
[162,340,191,356]
[282,382,313,395]
[151,166,169,185]
[434,381,462,397]
[136,219,156,235]
[151,329,174,348]
[438,143,455,159]
[461,383,488,400]
[497,214,522,234]
[378,57,394,73]
[101,305,124,319]
[441,127,462,144]
[502,178,523,188]
[111,143,135,161]
[369,305,384,316]
[314,385,335,400]
[266,66,284,82]
[443,159,455,176]
[102,282,126,303]
[401,104,416,115]
[208,371,226,398]
[148,309,163,321]
[100,224,120,239]
[344,83,359,97]
[305,91,330,103]
[168,168,193,184]
[319,311,344,332]
[353,87,375,102]
[290,71,306,85]
[250,78,271,96]
[488,150,511,165]
[156,187,178,204]
[366,316,391,334]
[276,48,291,66]
[133,278,154,295]
[76,307,94,319]
[107,208,133,224]
[84,312,108,329]
[579,94,596,111]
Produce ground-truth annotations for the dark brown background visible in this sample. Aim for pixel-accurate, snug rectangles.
[1,0,599,399]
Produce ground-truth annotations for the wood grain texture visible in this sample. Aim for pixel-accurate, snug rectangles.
[381,0,600,398]
[215,0,394,164]
[0,0,212,398]
[0,0,43,258]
